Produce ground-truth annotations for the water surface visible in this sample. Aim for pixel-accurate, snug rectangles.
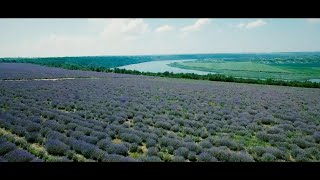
[118,60,212,75]
[308,79,320,83]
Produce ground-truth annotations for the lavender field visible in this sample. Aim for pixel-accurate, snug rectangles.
[0,63,320,162]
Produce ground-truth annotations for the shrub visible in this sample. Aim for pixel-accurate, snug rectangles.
[142,118,153,126]
[44,120,65,133]
[3,149,35,162]
[90,131,106,140]
[184,127,195,135]
[187,151,197,162]
[75,126,93,135]
[44,120,65,132]
[0,137,7,144]
[200,131,209,139]
[159,137,184,149]
[157,152,172,162]
[154,121,171,130]
[132,116,143,123]
[90,148,106,161]
[277,123,295,131]
[47,131,68,143]
[170,125,180,132]
[46,156,73,162]
[129,143,139,152]
[305,147,320,158]
[107,130,117,138]
[119,133,142,144]
[26,122,42,132]
[267,127,284,134]
[145,138,157,148]
[68,138,98,158]
[70,131,85,139]
[261,153,276,162]
[300,127,314,135]
[66,122,78,130]
[215,137,239,151]
[79,135,99,145]
[105,143,128,156]
[197,152,218,162]
[199,140,213,149]
[46,139,69,156]
[259,117,276,125]
[147,147,159,156]
[172,156,185,162]
[293,138,312,149]
[173,147,189,159]
[184,142,201,154]
[28,144,47,158]
[252,146,266,156]
[304,135,316,143]
[295,152,309,162]
[96,138,112,150]
[0,142,17,155]
[92,125,104,132]
[102,154,125,162]
[291,146,305,158]
[254,146,285,159]
[313,131,320,143]
[40,127,51,137]
[256,132,285,143]
[247,123,262,131]
[12,137,28,149]
[25,132,41,143]
[65,150,85,162]
[11,125,26,136]
[229,152,255,162]
[159,137,169,147]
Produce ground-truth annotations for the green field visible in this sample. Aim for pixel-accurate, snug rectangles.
[179,61,290,73]
[169,61,320,81]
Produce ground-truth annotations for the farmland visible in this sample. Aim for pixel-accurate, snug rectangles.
[169,53,320,81]
[0,63,320,162]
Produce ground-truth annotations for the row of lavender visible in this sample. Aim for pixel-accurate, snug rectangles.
[0,63,320,162]
[0,63,145,80]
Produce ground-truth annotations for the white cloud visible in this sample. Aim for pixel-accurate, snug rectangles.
[10,34,101,57]
[246,19,266,29]
[0,19,151,57]
[179,18,211,38]
[237,19,267,29]
[236,23,245,29]
[181,18,210,32]
[101,18,149,41]
[155,25,174,33]
[306,18,320,23]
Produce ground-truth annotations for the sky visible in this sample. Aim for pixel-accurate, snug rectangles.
[0,18,320,57]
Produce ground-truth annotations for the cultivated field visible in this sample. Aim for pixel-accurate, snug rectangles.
[169,56,320,81]
[0,63,320,162]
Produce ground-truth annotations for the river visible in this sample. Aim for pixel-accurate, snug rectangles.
[117,59,212,75]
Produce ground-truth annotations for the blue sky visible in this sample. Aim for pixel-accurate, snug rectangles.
[0,18,320,57]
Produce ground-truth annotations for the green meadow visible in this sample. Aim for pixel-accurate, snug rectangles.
[169,60,320,81]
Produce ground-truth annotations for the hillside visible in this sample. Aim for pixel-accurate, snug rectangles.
[0,63,320,162]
